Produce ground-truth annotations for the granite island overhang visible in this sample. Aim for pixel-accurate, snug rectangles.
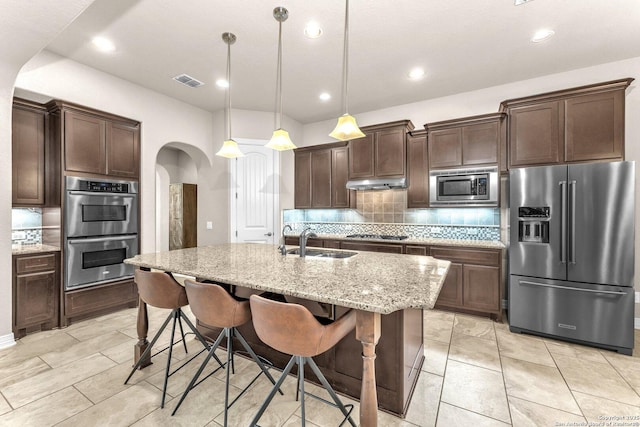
[125,243,451,426]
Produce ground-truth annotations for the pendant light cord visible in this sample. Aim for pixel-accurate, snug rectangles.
[275,19,283,130]
[341,0,350,115]
[226,38,232,140]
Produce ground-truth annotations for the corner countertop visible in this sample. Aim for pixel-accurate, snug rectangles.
[12,244,61,256]
[125,243,451,315]
[285,233,506,250]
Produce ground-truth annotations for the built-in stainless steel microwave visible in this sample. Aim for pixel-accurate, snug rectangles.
[429,166,498,207]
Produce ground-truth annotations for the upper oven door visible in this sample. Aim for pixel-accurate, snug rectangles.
[65,191,138,237]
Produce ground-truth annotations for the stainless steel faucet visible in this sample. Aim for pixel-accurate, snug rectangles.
[278,224,293,255]
[298,227,318,257]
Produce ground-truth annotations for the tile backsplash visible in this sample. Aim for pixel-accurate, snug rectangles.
[12,208,43,245]
[284,190,501,241]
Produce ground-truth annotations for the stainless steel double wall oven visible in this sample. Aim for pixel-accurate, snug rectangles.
[64,176,139,290]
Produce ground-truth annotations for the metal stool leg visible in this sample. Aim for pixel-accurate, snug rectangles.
[176,308,188,354]
[161,310,180,408]
[125,310,174,383]
[307,357,357,427]
[250,355,297,427]
[298,356,306,427]
[234,328,283,395]
[178,310,225,368]
[224,328,233,427]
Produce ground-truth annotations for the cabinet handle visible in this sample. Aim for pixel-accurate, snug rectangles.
[519,280,626,295]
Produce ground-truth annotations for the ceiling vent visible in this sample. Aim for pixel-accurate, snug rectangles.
[173,74,205,88]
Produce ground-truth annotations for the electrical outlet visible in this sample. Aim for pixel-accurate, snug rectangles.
[206,221,213,230]
[635,292,640,304]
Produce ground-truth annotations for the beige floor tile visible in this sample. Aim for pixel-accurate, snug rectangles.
[40,331,132,368]
[508,396,586,427]
[572,391,640,424]
[0,332,78,369]
[1,353,116,408]
[441,360,510,423]
[0,387,92,427]
[100,337,138,364]
[449,333,501,372]
[424,317,454,344]
[544,339,609,364]
[424,310,456,322]
[603,352,640,396]
[423,339,449,376]
[552,354,640,406]
[75,355,170,404]
[301,382,361,427]
[501,356,581,415]
[66,313,137,342]
[57,382,162,427]
[283,415,321,426]
[453,314,496,341]
[496,330,555,367]
[404,371,443,427]
[0,356,50,389]
[0,395,10,416]
[436,402,510,427]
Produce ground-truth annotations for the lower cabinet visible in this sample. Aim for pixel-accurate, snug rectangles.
[13,252,59,338]
[63,279,138,325]
[339,241,403,253]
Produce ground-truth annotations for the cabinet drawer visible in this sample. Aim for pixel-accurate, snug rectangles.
[405,245,429,256]
[16,253,57,274]
[340,241,403,254]
[430,247,500,266]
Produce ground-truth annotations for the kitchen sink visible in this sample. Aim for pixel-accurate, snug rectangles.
[286,248,357,259]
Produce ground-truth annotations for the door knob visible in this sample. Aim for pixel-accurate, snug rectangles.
[264,232,273,236]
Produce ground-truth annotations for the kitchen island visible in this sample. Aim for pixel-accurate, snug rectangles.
[125,243,450,426]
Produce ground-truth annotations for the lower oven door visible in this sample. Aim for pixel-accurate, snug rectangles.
[65,234,139,290]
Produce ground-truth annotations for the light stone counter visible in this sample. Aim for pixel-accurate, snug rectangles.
[12,244,61,255]
[285,233,506,249]
[125,243,450,315]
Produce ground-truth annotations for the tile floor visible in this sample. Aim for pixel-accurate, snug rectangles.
[1,307,639,426]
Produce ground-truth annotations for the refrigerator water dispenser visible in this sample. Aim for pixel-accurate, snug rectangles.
[518,207,550,243]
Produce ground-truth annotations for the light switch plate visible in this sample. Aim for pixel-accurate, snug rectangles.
[206,221,213,230]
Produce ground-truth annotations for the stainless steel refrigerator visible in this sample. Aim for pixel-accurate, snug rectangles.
[509,161,635,355]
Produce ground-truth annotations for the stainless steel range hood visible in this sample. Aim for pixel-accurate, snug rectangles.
[346,177,407,190]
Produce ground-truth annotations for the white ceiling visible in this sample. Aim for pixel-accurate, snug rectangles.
[45,0,640,124]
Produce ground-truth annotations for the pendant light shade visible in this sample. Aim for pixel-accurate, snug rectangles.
[216,32,244,158]
[266,7,296,152]
[330,0,364,141]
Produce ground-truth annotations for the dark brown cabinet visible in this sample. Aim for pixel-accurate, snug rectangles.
[294,142,351,209]
[13,252,60,338]
[426,113,505,170]
[48,101,140,179]
[502,78,631,168]
[406,130,429,208]
[348,120,413,179]
[433,262,463,308]
[12,100,47,206]
[405,244,429,256]
[339,241,403,254]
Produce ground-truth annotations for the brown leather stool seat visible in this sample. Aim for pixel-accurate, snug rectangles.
[249,294,357,427]
[124,269,219,408]
[172,280,281,426]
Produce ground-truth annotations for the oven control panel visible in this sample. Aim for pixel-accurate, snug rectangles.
[79,180,130,193]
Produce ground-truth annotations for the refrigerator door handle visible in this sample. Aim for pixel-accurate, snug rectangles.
[569,180,577,264]
[560,181,567,264]
[518,280,627,295]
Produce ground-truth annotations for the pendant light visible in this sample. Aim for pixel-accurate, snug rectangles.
[266,7,297,151]
[329,0,365,141]
[216,32,244,158]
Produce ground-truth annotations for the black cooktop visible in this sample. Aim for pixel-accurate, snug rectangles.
[346,234,408,241]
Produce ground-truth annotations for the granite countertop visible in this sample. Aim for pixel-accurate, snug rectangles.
[285,233,506,249]
[12,244,61,255]
[125,243,451,315]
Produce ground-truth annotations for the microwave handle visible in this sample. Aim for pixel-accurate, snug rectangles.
[68,191,135,198]
[67,235,138,244]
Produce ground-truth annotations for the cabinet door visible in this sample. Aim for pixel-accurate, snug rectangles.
[435,262,463,308]
[565,90,624,162]
[12,106,45,205]
[294,151,312,208]
[15,271,57,328]
[311,150,332,208]
[375,128,406,177]
[339,241,403,253]
[462,122,499,166]
[463,264,500,311]
[407,133,428,208]
[348,133,375,178]
[405,245,429,256]
[64,111,106,175]
[107,121,140,178]
[428,128,462,169]
[509,101,562,167]
[331,146,350,208]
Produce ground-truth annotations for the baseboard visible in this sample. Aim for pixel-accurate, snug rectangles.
[0,332,16,350]
[636,317,640,330]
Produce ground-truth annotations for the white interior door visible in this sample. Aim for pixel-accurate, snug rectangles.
[231,140,279,244]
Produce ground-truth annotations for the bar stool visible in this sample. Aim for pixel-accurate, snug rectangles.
[249,294,357,427]
[172,280,282,425]
[124,269,221,408]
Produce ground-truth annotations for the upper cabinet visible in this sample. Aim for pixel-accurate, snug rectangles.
[348,120,414,179]
[48,101,140,179]
[501,78,632,168]
[406,130,429,208]
[294,142,352,209]
[425,112,506,170]
[12,99,47,206]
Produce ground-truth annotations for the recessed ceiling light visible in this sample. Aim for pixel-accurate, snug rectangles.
[408,68,425,80]
[304,22,323,39]
[215,79,229,88]
[531,29,555,43]
[514,0,533,5]
[319,92,331,101]
[91,36,115,52]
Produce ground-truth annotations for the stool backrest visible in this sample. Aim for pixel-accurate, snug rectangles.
[134,269,188,309]
[184,279,250,328]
